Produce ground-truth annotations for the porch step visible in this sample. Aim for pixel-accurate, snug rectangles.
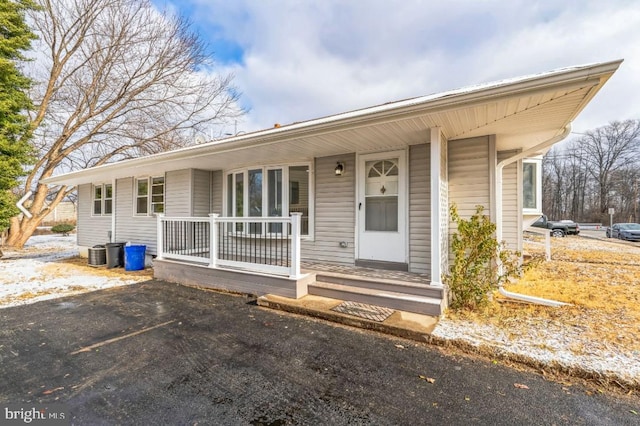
[308,281,445,316]
[314,272,444,300]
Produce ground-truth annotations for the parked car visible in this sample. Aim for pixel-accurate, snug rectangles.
[559,220,580,235]
[531,214,579,237]
[606,223,640,241]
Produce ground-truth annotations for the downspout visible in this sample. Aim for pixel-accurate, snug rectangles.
[111,178,116,243]
[495,124,572,307]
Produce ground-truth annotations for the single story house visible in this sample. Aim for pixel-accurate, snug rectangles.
[43,60,621,316]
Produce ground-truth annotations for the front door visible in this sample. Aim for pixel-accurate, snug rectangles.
[357,151,406,263]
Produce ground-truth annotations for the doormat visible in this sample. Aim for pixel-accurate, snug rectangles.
[331,301,394,322]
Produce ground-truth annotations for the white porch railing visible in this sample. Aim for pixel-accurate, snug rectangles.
[156,213,302,278]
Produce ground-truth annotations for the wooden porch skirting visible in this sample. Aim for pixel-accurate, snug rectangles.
[153,259,313,299]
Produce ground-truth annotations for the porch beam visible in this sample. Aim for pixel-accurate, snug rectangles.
[430,128,444,287]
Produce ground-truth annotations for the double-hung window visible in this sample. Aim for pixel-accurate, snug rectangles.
[135,176,164,215]
[226,164,311,236]
[92,183,112,216]
[523,158,542,213]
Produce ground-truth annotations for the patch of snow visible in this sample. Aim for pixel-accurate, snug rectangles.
[433,311,639,387]
[0,234,145,309]
[23,233,77,249]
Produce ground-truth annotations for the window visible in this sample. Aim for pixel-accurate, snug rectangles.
[135,176,164,215]
[93,185,102,215]
[523,159,542,212]
[248,169,262,233]
[226,165,311,236]
[92,183,112,216]
[288,165,310,235]
[365,159,398,232]
[151,177,165,213]
[136,178,148,215]
[104,184,113,214]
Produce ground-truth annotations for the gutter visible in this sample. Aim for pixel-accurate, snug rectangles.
[495,124,572,307]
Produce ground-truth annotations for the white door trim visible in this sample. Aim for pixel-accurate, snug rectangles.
[355,149,409,264]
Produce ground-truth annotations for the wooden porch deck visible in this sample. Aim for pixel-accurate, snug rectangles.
[301,261,430,284]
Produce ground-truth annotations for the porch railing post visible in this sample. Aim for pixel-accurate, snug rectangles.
[290,212,302,278]
[156,213,164,260]
[209,213,219,268]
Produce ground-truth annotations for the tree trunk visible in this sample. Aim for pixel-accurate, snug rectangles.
[5,184,67,249]
[6,216,43,248]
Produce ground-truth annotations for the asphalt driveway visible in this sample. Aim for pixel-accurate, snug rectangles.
[0,280,637,425]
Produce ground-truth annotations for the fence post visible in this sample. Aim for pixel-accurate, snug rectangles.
[290,213,302,278]
[156,213,164,260]
[209,213,219,268]
[545,230,551,261]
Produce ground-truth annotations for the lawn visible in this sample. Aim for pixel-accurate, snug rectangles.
[435,234,640,392]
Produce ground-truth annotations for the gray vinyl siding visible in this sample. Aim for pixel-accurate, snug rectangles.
[211,170,223,215]
[301,153,356,265]
[408,144,430,274]
[192,169,211,217]
[165,169,191,216]
[165,169,211,217]
[115,177,158,254]
[448,136,491,221]
[499,151,521,251]
[76,183,112,247]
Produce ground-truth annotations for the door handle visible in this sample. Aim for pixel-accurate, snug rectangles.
[359,202,362,210]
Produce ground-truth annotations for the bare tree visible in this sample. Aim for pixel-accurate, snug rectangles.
[565,143,588,221]
[541,120,640,224]
[541,147,565,219]
[7,0,243,247]
[611,167,640,222]
[580,120,640,217]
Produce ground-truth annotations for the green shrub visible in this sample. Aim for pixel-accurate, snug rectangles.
[51,223,75,236]
[444,204,529,311]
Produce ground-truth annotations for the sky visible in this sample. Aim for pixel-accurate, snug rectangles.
[152,0,640,142]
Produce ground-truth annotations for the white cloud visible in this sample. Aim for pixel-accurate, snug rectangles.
[162,0,640,134]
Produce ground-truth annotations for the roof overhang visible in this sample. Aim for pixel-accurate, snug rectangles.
[43,60,622,186]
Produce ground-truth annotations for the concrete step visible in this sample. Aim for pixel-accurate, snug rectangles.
[314,271,444,299]
[308,281,445,316]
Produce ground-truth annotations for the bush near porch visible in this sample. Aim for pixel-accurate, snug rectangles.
[444,205,530,310]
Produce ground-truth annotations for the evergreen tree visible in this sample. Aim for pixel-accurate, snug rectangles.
[0,0,36,232]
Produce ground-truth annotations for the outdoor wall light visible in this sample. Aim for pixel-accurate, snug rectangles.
[335,162,345,176]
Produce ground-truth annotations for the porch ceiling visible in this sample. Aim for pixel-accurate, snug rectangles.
[43,60,621,187]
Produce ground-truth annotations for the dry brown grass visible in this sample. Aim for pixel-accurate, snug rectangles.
[449,236,640,353]
[50,256,154,279]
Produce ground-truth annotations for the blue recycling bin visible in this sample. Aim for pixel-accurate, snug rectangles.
[124,245,146,271]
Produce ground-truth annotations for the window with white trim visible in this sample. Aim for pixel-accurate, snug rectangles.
[135,176,164,215]
[92,183,112,216]
[226,165,311,236]
[523,159,542,213]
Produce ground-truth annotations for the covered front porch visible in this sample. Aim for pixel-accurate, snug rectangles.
[153,214,447,316]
